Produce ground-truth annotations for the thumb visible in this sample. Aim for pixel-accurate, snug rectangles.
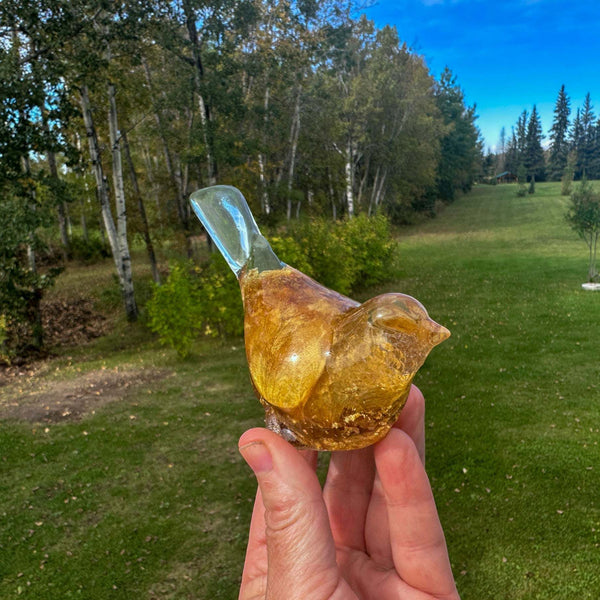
[239,428,340,600]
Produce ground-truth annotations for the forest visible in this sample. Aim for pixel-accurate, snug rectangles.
[0,0,482,358]
[484,86,600,184]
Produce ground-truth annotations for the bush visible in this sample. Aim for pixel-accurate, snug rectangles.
[146,257,243,357]
[267,235,314,277]
[147,263,204,358]
[0,314,10,364]
[148,215,400,348]
[69,233,111,264]
[342,214,399,289]
[283,214,399,295]
[195,256,244,338]
[289,219,359,295]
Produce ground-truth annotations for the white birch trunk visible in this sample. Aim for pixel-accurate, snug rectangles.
[122,129,160,285]
[80,84,137,321]
[196,82,216,187]
[258,153,270,214]
[374,168,388,211]
[286,87,301,220]
[259,85,270,215]
[368,165,380,217]
[345,140,355,218]
[107,81,138,321]
[80,86,119,261]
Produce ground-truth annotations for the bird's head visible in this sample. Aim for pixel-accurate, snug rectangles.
[366,293,450,349]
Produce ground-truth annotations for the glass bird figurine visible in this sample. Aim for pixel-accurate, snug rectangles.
[190,185,450,451]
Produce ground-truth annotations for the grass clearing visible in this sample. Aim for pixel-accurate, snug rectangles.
[1,182,599,598]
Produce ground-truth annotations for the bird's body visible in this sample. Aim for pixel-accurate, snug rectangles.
[241,265,448,450]
[190,185,449,451]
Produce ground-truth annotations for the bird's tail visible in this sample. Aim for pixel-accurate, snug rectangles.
[190,185,282,276]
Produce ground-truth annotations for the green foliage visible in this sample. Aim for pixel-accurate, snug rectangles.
[548,85,571,181]
[287,214,399,295]
[147,215,399,352]
[566,177,600,281]
[528,175,535,194]
[0,184,60,356]
[147,264,204,358]
[524,105,545,181]
[267,234,314,277]
[147,258,243,357]
[194,256,244,338]
[434,68,483,203]
[289,219,359,295]
[561,159,574,196]
[340,214,399,289]
[69,233,111,264]
[0,314,10,363]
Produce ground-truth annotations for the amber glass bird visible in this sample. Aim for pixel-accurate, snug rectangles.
[190,185,450,451]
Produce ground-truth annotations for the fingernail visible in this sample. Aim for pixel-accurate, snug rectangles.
[239,441,273,474]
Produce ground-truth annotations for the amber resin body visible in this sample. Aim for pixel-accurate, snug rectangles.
[240,266,449,450]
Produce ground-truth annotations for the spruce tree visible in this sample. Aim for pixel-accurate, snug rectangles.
[570,108,584,179]
[516,110,528,158]
[504,128,519,174]
[580,93,597,178]
[548,85,570,181]
[524,105,545,181]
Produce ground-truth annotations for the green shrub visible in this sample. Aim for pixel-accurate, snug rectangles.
[148,215,400,347]
[342,214,399,289]
[286,215,399,295]
[0,314,10,364]
[267,235,314,277]
[290,219,358,295]
[146,257,243,357]
[69,233,111,264]
[147,263,205,358]
[195,256,244,338]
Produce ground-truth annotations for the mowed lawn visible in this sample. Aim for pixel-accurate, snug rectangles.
[1,182,599,599]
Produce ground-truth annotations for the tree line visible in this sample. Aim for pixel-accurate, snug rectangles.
[487,85,600,183]
[0,0,482,355]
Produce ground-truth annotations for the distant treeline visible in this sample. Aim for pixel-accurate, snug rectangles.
[484,85,600,182]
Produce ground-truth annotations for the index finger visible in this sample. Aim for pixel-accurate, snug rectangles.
[393,384,425,462]
[375,428,458,598]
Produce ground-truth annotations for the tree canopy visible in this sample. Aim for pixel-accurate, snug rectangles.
[0,0,483,352]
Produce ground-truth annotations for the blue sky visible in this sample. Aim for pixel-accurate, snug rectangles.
[362,0,600,151]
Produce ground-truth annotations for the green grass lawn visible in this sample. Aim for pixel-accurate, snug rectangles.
[1,182,599,599]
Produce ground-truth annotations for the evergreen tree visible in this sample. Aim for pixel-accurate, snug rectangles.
[516,110,528,158]
[504,128,519,174]
[434,67,483,203]
[524,105,545,181]
[580,93,596,178]
[548,84,570,180]
[570,107,585,178]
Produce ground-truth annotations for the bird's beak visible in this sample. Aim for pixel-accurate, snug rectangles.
[422,318,451,347]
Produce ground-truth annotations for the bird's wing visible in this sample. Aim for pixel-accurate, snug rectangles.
[246,316,330,411]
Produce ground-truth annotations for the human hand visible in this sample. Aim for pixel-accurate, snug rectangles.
[238,385,460,600]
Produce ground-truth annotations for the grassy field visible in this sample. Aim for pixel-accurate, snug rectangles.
[1,182,599,599]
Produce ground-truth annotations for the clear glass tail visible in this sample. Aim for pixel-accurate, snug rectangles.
[190,185,282,276]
